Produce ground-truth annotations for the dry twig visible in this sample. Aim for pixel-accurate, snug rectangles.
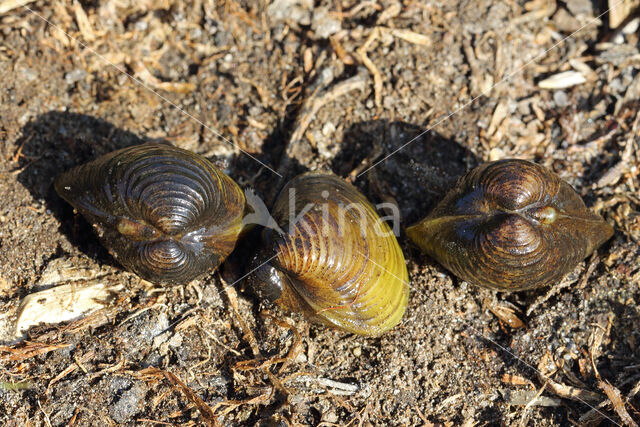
[0,341,70,362]
[220,275,289,397]
[279,69,368,173]
[355,28,383,108]
[599,381,638,427]
[162,369,219,426]
[540,374,602,403]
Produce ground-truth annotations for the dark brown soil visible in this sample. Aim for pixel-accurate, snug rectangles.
[1,1,639,425]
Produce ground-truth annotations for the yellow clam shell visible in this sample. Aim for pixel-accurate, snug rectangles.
[250,172,409,336]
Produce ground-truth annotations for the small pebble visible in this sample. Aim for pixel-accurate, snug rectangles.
[608,78,624,94]
[65,69,87,85]
[623,17,640,34]
[134,20,147,31]
[553,90,569,108]
[489,148,505,161]
[566,0,593,16]
[312,7,342,39]
[321,122,336,136]
[21,68,37,82]
[323,411,338,423]
[353,347,362,357]
[267,0,312,25]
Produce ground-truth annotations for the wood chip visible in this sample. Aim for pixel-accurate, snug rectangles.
[541,375,602,403]
[504,389,560,407]
[132,61,196,94]
[303,47,313,73]
[285,374,361,396]
[488,302,525,329]
[387,28,431,46]
[609,0,640,28]
[317,377,360,394]
[502,374,534,387]
[0,341,71,362]
[73,0,95,42]
[538,71,586,89]
[0,0,36,15]
[15,281,123,337]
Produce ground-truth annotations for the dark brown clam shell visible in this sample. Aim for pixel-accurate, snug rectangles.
[55,143,245,285]
[407,159,614,291]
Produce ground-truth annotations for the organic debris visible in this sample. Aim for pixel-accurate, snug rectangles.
[0,0,638,425]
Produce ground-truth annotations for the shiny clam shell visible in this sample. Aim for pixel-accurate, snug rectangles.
[407,159,614,291]
[249,172,409,336]
[55,143,245,285]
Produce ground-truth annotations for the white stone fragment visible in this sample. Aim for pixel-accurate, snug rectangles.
[267,0,313,25]
[312,7,342,39]
[489,148,505,161]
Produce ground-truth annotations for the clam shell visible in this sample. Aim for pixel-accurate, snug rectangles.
[407,159,614,291]
[258,172,409,336]
[55,143,245,285]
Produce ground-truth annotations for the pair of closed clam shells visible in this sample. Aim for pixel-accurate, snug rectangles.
[55,143,613,336]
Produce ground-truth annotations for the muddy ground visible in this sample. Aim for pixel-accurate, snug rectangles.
[1,0,639,425]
